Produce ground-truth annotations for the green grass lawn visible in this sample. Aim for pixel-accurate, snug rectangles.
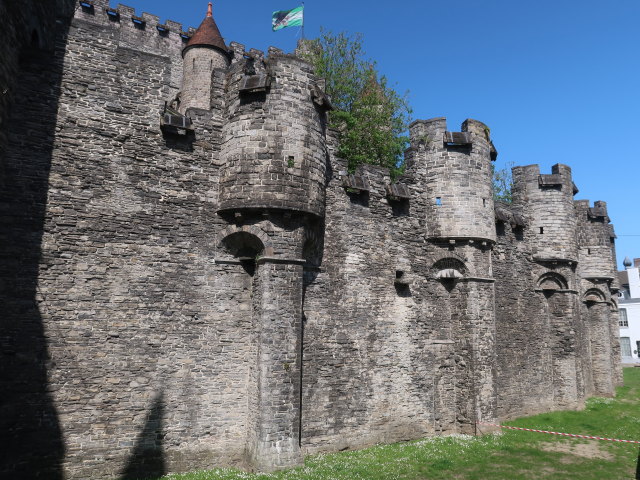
[154,368,640,480]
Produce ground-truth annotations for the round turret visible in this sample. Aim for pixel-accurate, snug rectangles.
[624,257,632,268]
[180,3,230,113]
[409,117,496,242]
[574,200,616,280]
[512,163,579,261]
[218,53,327,217]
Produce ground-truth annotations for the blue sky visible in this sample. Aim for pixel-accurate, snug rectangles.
[114,0,638,268]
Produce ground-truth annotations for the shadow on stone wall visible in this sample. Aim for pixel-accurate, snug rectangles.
[0,4,73,477]
[120,392,167,480]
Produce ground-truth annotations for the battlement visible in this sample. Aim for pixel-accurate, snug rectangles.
[575,200,610,222]
[512,163,579,200]
[409,117,489,135]
[74,1,193,55]
[408,117,496,161]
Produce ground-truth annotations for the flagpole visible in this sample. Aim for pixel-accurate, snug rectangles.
[301,3,305,39]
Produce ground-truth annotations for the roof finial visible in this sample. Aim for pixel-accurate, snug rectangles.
[207,2,213,17]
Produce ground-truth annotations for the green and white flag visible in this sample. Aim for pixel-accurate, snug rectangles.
[272,6,304,31]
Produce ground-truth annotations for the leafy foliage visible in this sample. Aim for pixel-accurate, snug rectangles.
[298,31,411,177]
[492,161,514,203]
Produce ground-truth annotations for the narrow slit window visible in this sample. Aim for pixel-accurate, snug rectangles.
[435,197,442,206]
[539,227,544,234]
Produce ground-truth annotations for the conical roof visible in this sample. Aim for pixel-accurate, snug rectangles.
[183,2,228,57]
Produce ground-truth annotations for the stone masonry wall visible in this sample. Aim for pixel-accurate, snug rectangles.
[301,143,498,454]
[0,2,623,478]
[0,2,76,478]
[1,3,257,478]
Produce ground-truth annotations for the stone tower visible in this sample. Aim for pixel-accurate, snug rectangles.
[405,117,499,433]
[180,2,229,113]
[217,47,329,471]
[512,164,583,407]
[219,53,327,216]
[575,199,622,392]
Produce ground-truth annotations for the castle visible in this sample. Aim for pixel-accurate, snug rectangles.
[0,1,622,478]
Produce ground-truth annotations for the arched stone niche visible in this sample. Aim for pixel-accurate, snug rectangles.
[582,288,607,305]
[432,257,467,291]
[537,272,568,291]
[218,229,269,276]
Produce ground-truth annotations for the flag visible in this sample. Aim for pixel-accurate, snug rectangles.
[272,6,303,31]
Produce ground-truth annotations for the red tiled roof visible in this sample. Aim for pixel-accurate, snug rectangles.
[183,2,228,56]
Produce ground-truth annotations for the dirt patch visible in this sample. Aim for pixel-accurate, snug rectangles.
[537,440,614,461]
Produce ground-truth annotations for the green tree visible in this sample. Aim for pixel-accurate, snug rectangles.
[298,31,411,177]
[492,162,514,203]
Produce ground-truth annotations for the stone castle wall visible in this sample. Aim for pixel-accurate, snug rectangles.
[0,2,622,479]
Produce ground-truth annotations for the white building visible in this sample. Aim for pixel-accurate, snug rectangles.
[618,257,640,363]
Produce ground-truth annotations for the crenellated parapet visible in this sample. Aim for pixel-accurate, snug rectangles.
[74,1,193,58]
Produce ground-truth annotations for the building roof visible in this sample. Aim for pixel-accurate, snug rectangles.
[183,2,228,57]
[619,269,629,287]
